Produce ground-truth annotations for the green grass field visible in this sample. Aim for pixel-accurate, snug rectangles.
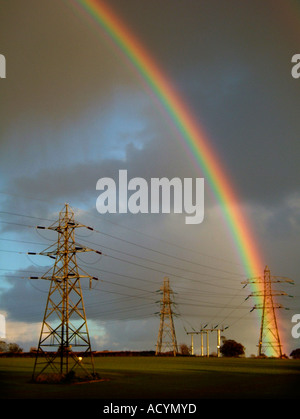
[0,356,299,399]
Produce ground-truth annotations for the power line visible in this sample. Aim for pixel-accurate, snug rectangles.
[72,205,245,268]
[0,208,246,277]
[0,193,244,270]
[85,227,245,278]
[0,246,243,292]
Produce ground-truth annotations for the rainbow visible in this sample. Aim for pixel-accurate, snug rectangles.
[70,0,279,353]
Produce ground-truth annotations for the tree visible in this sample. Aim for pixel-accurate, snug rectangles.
[8,343,23,353]
[220,339,245,357]
[179,343,191,355]
[0,341,8,352]
[0,341,23,353]
[290,348,300,359]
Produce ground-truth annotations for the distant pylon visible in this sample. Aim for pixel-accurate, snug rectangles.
[155,277,178,356]
[31,204,100,380]
[242,265,294,357]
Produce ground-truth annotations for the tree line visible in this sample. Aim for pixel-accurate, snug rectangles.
[0,340,23,353]
[179,339,300,358]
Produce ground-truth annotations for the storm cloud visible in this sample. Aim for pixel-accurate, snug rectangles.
[0,0,299,357]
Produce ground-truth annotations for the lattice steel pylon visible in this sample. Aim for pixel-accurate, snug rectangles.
[31,204,101,381]
[155,277,178,356]
[242,265,294,358]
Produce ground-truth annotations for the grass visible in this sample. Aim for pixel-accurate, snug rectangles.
[0,356,300,400]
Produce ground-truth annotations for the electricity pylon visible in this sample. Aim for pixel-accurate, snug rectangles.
[242,265,294,358]
[155,277,178,356]
[31,204,101,381]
